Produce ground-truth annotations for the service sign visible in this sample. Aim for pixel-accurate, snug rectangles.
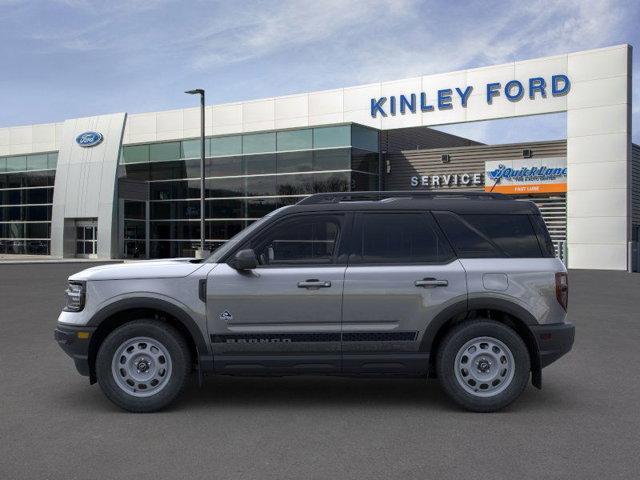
[485,157,567,194]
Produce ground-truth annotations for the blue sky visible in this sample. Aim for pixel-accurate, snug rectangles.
[0,0,638,144]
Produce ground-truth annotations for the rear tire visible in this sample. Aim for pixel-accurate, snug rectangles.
[436,320,530,412]
[96,320,190,413]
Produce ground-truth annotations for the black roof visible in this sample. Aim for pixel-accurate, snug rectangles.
[282,191,540,215]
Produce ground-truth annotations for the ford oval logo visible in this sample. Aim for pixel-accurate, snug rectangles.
[76,131,103,147]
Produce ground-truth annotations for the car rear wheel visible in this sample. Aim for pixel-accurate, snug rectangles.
[96,320,190,413]
[436,320,530,412]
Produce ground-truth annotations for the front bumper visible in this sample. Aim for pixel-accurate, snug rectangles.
[54,324,96,377]
[531,322,575,368]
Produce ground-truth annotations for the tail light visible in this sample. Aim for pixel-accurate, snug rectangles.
[555,272,568,311]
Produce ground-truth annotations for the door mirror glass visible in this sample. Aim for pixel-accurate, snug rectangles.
[231,249,257,270]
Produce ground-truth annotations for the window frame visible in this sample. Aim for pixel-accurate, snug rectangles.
[433,211,546,259]
[347,210,456,266]
[229,212,349,268]
[432,210,505,259]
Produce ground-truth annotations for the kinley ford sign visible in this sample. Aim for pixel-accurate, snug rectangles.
[370,74,570,117]
[409,157,567,194]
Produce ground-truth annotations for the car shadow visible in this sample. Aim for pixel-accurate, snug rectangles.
[176,375,570,413]
[51,374,581,415]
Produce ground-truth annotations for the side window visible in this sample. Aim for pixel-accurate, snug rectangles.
[433,211,501,258]
[249,215,341,266]
[529,214,556,258]
[434,211,543,258]
[461,214,542,258]
[350,212,454,264]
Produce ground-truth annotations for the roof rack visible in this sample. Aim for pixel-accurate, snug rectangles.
[297,191,509,205]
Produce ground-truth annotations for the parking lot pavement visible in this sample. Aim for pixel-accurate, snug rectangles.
[1,263,639,479]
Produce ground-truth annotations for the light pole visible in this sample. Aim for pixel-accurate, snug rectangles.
[185,89,206,258]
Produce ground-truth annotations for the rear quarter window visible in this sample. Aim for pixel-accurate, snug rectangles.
[434,212,545,258]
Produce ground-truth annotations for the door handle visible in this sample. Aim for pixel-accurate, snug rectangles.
[297,279,332,289]
[415,278,448,288]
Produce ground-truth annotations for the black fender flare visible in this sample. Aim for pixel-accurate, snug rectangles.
[420,297,542,387]
[87,297,213,371]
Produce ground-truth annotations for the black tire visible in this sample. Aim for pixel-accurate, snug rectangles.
[96,320,191,413]
[436,320,530,412]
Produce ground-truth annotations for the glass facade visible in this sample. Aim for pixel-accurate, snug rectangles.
[119,124,380,258]
[0,152,57,255]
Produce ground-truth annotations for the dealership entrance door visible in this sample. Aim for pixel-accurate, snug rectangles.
[75,220,98,258]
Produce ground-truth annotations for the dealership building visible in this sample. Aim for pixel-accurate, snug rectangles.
[0,44,637,271]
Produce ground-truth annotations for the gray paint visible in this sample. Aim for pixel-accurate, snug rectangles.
[206,263,345,355]
[50,113,127,258]
[462,258,567,325]
[341,262,468,353]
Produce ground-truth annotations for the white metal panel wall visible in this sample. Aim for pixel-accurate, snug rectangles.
[50,113,127,258]
[121,46,627,143]
[0,121,63,156]
[566,46,632,270]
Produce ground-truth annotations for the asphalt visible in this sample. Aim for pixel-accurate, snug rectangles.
[0,263,639,479]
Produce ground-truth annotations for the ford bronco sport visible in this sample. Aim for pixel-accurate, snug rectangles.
[55,191,574,413]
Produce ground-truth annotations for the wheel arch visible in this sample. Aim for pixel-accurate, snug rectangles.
[422,298,542,388]
[86,298,212,384]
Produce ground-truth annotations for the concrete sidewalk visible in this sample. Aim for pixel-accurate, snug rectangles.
[0,255,123,264]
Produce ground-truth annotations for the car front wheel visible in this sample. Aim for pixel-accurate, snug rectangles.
[96,320,190,413]
[436,320,530,412]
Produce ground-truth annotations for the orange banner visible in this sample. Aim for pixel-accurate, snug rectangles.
[485,183,567,194]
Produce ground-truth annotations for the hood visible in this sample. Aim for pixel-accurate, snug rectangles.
[68,258,206,281]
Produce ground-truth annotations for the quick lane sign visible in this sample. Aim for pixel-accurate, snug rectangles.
[485,157,567,194]
[370,74,570,117]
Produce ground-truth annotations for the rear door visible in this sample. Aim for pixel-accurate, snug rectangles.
[206,212,348,374]
[341,211,467,374]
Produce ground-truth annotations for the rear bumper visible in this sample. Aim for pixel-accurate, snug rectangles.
[531,322,575,368]
[54,324,96,377]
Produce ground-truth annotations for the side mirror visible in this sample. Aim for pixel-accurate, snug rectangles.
[231,249,257,270]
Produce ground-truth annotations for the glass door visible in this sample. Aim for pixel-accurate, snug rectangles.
[76,221,98,258]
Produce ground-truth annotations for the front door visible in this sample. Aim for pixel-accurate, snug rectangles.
[75,221,98,258]
[207,213,348,374]
[341,211,467,374]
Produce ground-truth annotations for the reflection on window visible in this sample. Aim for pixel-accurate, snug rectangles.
[277,174,314,196]
[246,176,277,197]
[207,156,243,177]
[245,154,276,175]
[354,213,453,264]
[243,133,276,154]
[277,129,312,151]
[206,177,244,198]
[250,216,340,265]
[277,151,312,173]
[113,127,383,259]
[150,142,181,162]
[122,145,149,164]
[313,126,350,149]
[211,136,242,157]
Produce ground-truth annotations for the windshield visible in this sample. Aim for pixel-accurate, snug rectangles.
[206,206,291,263]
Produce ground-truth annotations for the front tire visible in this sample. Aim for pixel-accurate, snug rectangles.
[436,320,530,412]
[96,320,190,413]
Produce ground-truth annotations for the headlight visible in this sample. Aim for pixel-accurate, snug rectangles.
[63,282,85,312]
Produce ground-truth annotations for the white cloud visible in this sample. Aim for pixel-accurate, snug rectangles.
[1,0,638,141]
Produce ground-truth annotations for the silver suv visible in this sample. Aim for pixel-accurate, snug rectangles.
[55,192,574,413]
